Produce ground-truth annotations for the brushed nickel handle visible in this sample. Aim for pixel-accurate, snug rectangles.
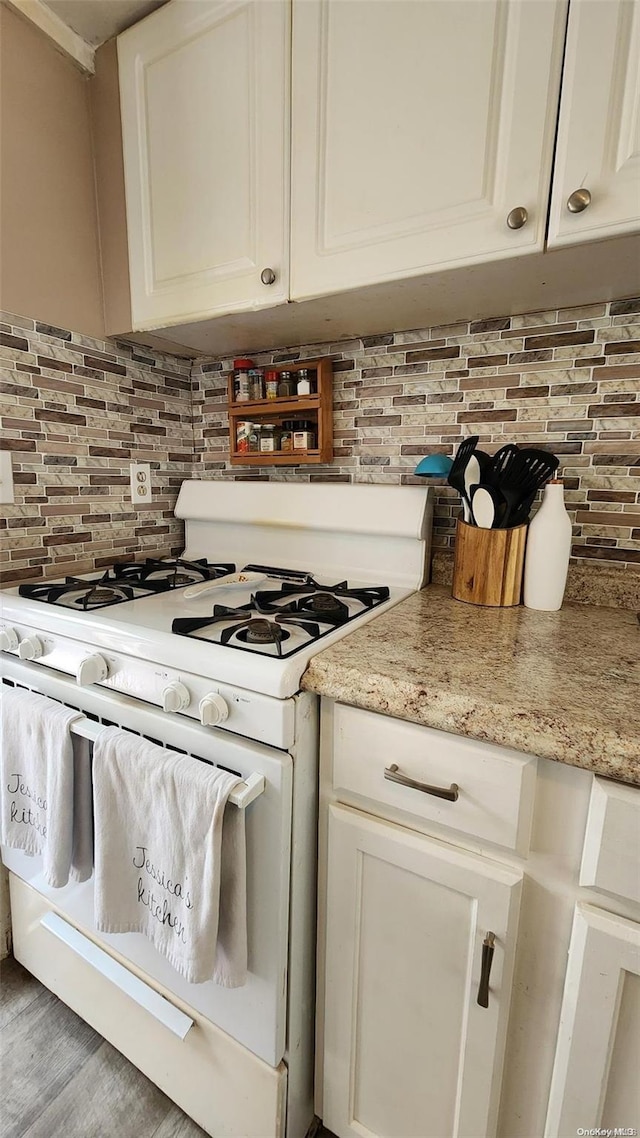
[506,206,528,230]
[384,763,459,802]
[477,932,496,1008]
[260,267,276,285]
[567,187,591,213]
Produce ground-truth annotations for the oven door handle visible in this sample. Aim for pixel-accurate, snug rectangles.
[40,913,194,1040]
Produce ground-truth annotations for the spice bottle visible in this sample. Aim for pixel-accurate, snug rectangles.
[249,369,264,401]
[296,369,312,396]
[293,421,316,450]
[248,423,261,452]
[265,370,279,400]
[260,424,279,453]
[278,371,296,398]
[280,421,294,452]
[236,421,251,453]
[234,358,253,402]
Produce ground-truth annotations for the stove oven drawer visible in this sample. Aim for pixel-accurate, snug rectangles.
[331,703,537,855]
[10,874,287,1138]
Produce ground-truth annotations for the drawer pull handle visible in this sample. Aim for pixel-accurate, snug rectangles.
[383,763,459,802]
[40,913,193,1039]
[477,931,496,1008]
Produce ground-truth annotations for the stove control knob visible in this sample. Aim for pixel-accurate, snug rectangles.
[199,693,229,727]
[18,635,43,661]
[0,627,19,652]
[77,653,109,687]
[162,681,190,714]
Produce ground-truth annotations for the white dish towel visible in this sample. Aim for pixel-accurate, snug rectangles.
[93,727,247,987]
[0,686,86,888]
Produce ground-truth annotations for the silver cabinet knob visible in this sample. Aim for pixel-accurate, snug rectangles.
[260,267,276,285]
[567,188,591,213]
[506,206,528,230]
[18,635,43,661]
[199,693,229,727]
[77,653,108,687]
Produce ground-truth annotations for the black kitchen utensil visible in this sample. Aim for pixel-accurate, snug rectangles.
[484,443,519,488]
[447,435,480,521]
[498,448,559,528]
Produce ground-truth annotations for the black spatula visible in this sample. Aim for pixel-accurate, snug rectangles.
[498,448,560,528]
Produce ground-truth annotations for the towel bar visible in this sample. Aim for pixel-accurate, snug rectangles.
[70,716,265,809]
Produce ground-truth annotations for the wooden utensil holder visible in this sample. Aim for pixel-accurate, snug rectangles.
[452,519,527,607]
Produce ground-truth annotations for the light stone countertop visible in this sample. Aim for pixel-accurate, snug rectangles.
[301,585,640,786]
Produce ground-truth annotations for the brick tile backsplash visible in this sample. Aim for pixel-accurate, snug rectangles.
[192,298,640,572]
[0,315,193,584]
[1,297,639,589]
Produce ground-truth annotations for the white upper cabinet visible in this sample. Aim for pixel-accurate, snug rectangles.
[118,0,290,330]
[290,0,568,300]
[548,0,640,247]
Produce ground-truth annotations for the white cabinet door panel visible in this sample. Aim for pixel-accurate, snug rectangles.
[548,0,640,247]
[119,0,289,329]
[291,0,567,299]
[322,804,522,1138]
[545,904,640,1138]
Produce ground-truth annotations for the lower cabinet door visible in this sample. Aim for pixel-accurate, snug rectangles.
[322,805,522,1138]
[545,904,640,1138]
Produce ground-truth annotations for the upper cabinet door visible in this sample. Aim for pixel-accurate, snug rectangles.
[118,0,290,330]
[548,0,640,248]
[290,0,567,301]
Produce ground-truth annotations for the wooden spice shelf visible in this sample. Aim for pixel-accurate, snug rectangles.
[227,357,333,466]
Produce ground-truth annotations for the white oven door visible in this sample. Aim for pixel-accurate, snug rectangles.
[1,660,292,1068]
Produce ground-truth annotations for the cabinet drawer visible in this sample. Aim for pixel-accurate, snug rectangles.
[580,778,640,904]
[332,704,537,854]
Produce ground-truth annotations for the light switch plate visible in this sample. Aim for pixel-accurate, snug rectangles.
[130,462,152,504]
[0,451,15,504]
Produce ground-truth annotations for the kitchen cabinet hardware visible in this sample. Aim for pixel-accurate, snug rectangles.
[383,762,459,802]
[566,187,591,213]
[506,206,528,230]
[260,267,277,285]
[477,931,496,1008]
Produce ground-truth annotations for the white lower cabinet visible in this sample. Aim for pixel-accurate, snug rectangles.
[545,904,640,1138]
[322,804,522,1138]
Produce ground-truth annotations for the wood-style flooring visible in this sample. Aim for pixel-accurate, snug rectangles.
[1,955,207,1138]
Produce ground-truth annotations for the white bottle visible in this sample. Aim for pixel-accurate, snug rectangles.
[523,479,572,611]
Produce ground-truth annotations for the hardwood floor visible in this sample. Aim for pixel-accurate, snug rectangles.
[0,955,207,1138]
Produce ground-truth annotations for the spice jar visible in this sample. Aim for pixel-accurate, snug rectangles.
[236,421,251,453]
[260,424,279,453]
[296,369,312,396]
[265,370,279,400]
[234,358,253,402]
[248,423,261,452]
[280,421,295,452]
[278,371,296,398]
[293,421,316,450]
[248,369,263,401]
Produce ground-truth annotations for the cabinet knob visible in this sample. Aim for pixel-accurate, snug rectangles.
[506,206,528,230]
[566,187,591,213]
[260,267,276,286]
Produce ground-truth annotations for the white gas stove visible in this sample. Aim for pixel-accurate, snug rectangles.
[0,480,432,1138]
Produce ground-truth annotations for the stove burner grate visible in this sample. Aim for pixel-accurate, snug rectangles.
[172,604,322,658]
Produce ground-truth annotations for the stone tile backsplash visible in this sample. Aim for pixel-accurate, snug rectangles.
[1,297,638,589]
[1,315,193,583]
[192,298,640,572]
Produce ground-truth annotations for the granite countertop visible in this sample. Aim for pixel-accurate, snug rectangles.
[302,585,640,786]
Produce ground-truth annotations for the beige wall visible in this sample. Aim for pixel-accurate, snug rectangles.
[0,4,105,337]
[91,37,133,336]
